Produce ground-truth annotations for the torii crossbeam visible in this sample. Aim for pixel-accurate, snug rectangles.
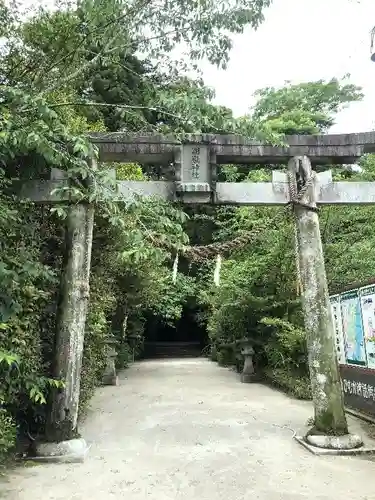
[20,131,375,206]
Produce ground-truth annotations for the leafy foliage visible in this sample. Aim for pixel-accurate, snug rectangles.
[0,0,274,137]
[0,409,16,461]
[0,187,63,459]
[251,78,363,134]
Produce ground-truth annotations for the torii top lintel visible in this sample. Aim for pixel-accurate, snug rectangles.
[89,131,375,165]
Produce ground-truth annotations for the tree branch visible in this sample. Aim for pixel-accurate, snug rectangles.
[44,100,187,122]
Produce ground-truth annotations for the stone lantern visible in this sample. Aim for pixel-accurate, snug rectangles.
[239,338,256,383]
[102,337,119,386]
[127,333,142,362]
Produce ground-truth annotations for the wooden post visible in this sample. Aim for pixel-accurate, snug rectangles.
[288,156,349,437]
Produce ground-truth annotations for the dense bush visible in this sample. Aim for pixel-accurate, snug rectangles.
[260,318,311,399]
[0,194,61,460]
[79,274,116,414]
[0,409,16,461]
[199,199,310,396]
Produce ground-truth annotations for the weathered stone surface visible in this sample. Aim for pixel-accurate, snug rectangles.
[46,202,95,441]
[289,156,349,436]
[294,435,375,456]
[240,343,256,383]
[102,343,119,386]
[240,372,257,383]
[20,178,375,206]
[306,433,363,450]
[88,131,375,164]
[33,438,89,463]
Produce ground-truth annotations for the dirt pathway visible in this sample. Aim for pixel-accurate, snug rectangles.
[1,359,375,499]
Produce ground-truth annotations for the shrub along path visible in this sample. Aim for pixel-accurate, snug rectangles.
[1,359,375,500]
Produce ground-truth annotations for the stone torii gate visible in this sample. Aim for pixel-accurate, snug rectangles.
[23,131,375,461]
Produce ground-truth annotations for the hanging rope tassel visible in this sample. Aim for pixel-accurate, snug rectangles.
[214,254,222,287]
[172,251,179,284]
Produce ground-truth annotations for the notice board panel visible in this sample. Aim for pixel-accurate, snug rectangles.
[340,364,375,417]
[340,289,367,366]
[359,285,375,369]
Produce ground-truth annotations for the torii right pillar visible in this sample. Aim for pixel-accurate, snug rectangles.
[288,156,363,451]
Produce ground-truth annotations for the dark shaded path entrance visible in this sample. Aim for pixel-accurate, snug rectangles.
[143,341,202,358]
[143,306,208,358]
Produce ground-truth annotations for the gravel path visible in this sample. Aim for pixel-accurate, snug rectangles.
[1,358,375,500]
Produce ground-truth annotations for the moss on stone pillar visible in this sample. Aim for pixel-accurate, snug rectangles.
[46,202,94,442]
[288,156,348,437]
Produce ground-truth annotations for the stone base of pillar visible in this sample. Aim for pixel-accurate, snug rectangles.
[294,434,375,456]
[102,374,119,386]
[27,438,90,464]
[306,433,363,449]
[240,372,258,383]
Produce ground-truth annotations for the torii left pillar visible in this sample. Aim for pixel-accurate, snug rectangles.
[37,166,95,462]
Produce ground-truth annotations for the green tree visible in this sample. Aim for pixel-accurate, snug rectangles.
[251,77,363,134]
[0,0,275,136]
[2,0,272,89]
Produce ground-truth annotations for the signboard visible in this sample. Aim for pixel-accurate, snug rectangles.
[340,289,367,366]
[329,294,346,365]
[340,365,375,417]
[331,286,375,418]
[181,145,209,183]
[359,285,375,369]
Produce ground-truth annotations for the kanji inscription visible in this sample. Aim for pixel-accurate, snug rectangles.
[191,146,200,180]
